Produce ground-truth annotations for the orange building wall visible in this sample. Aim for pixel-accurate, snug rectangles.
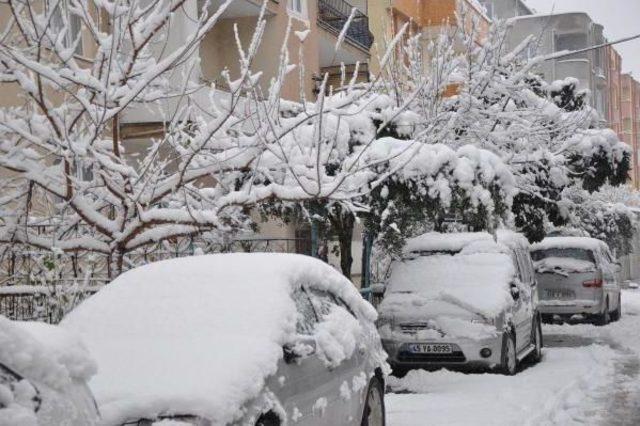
[621,73,640,187]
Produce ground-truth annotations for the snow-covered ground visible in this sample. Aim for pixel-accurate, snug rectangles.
[386,289,640,426]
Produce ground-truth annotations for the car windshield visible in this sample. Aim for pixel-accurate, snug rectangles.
[531,248,595,263]
[386,250,516,318]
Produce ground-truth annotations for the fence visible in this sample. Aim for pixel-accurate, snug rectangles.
[0,231,311,323]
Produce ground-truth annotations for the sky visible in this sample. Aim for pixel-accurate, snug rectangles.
[524,0,640,77]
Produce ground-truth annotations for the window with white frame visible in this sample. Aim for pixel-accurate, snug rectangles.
[288,0,308,19]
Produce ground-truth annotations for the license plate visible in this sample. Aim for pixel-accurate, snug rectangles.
[546,289,575,299]
[408,343,453,354]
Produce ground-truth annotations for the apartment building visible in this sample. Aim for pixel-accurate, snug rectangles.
[621,74,640,188]
[607,46,624,141]
[505,13,610,119]
[368,0,492,75]
[478,0,531,20]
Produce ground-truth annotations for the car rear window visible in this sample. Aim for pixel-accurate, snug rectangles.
[530,248,595,263]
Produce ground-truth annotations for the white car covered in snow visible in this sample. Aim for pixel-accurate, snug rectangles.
[531,236,622,325]
[0,315,99,425]
[377,231,542,376]
[61,253,388,426]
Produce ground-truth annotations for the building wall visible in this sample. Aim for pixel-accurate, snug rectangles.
[506,13,607,116]
[607,46,623,140]
[621,73,640,187]
[368,0,491,75]
[479,0,532,20]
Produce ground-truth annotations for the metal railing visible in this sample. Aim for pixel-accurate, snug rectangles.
[0,233,311,323]
[317,0,374,51]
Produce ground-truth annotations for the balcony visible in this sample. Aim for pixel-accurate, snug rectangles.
[317,0,374,52]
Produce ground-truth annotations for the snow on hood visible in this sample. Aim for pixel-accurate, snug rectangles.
[0,316,96,390]
[61,253,374,425]
[534,257,596,276]
[382,248,515,320]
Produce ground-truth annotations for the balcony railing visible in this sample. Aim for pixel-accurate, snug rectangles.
[317,0,374,51]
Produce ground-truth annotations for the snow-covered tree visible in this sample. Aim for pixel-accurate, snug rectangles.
[400,19,632,243]
[0,0,421,276]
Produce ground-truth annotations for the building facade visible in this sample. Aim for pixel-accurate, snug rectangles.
[505,13,609,119]
[621,74,640,187]
[478,0,532,20]
[368,0,492,75]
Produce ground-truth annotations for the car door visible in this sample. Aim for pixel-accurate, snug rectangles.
[511,250,533,352]
[601,246,620,311]
[273,287,338,426]
[306,288,367,425]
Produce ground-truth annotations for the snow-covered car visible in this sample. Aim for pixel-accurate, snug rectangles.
[61,253,388,426]
[377,231,542,376]
[531,236,622,325]
[0,315,99,425]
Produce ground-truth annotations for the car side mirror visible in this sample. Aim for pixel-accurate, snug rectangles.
[283,337,317,364]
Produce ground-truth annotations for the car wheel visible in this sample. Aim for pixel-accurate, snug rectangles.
[255,411,280,426]
[596,299,610,326]
[499,330,517,375]
[611,295,622,322]
[529,315,543,363]
[361,376,385,426]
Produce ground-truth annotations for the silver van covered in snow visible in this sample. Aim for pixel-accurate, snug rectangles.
[531,237,621,324]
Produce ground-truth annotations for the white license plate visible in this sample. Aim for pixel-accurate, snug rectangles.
[546,289,575,299]
[408,343,453,354]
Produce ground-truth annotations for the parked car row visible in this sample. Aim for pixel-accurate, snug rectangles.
[1,233,622,425]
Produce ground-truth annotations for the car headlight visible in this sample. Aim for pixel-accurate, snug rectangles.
[376,317,394,328]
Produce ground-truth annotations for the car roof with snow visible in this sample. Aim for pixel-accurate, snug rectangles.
[61,253,376,425]
[531,236,609,253]
[384,232,525,319]
[403,230,528,255]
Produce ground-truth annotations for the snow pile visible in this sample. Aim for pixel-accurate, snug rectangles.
[386,345,617,425]
[61,253,377,425]
[0,316,95,391]
[531,236,606,252]
[314,307,364,368]
[0,316,95,425]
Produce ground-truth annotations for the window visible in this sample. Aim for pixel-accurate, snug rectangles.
[554,32,587,59]
[292,288,318,335]
[50,0,83,56]
[288,0,307,19]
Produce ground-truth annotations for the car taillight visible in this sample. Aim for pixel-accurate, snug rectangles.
[582,279,603,288]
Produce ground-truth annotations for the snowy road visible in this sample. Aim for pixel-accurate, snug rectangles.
[385,289,640,426]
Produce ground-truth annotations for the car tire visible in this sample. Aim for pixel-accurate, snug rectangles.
[255,411,280,426]
[611,295,622,322]
[361,376,385,426]
[499,329,517,375]
[596,299,610,326]
[529,315,543,363]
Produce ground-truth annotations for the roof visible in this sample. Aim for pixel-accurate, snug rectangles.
[61,253,375,425]
[531,236,608,252]
[404,230,529,254]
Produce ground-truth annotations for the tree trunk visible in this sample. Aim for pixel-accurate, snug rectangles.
[334,213,355,280]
